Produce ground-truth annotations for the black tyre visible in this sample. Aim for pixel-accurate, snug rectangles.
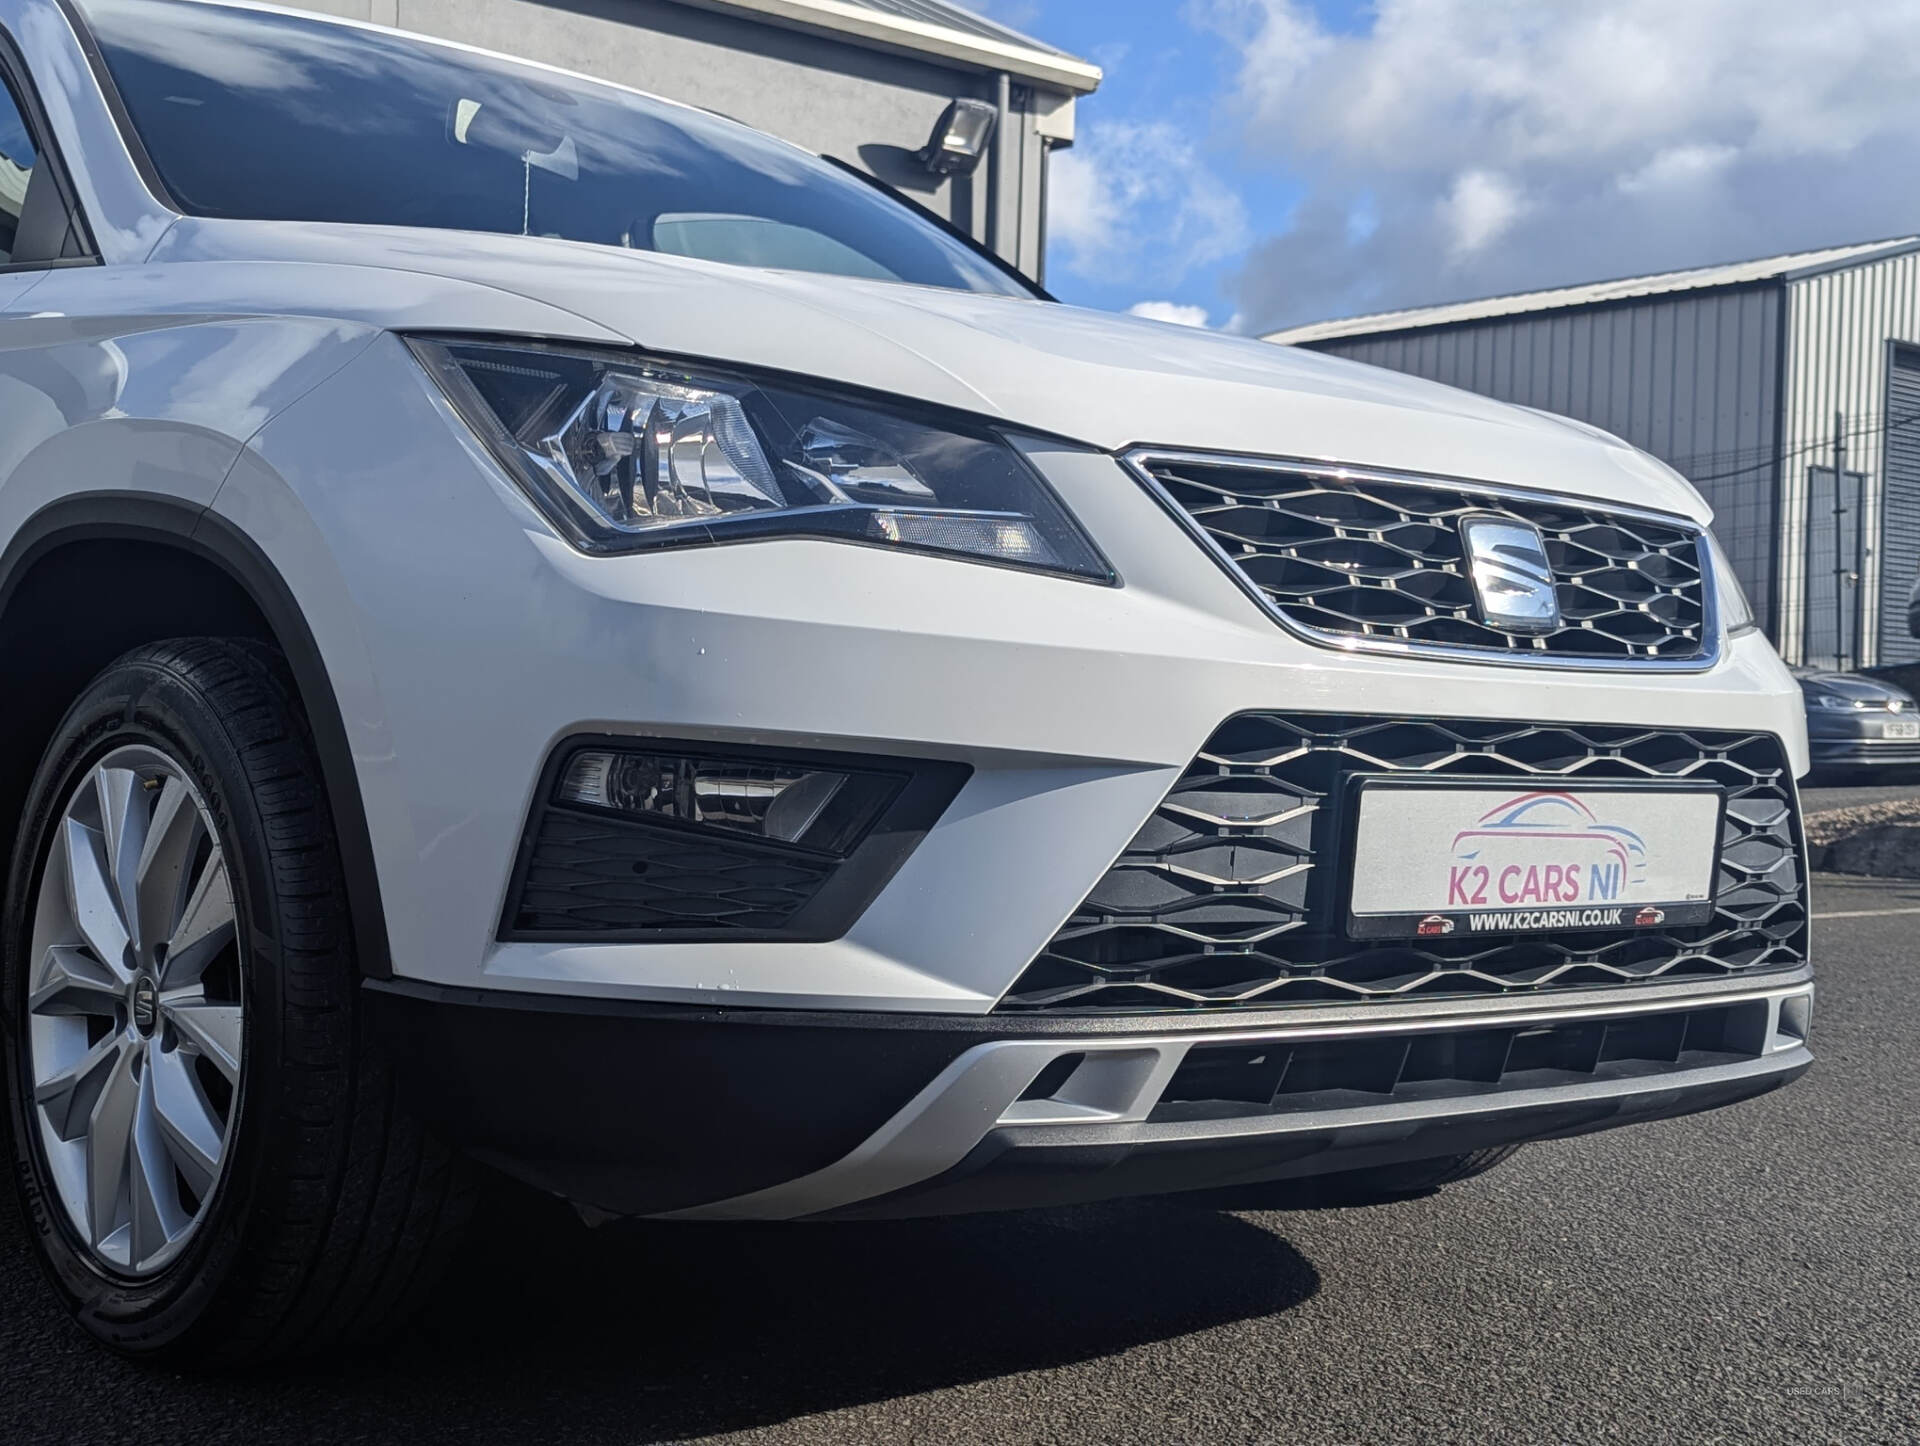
[2,639,473,1364]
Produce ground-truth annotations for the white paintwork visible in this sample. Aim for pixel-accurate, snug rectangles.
[0,0,1809,1014]
[157,218,1709,519]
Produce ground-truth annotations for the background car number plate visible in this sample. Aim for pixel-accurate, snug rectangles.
[1884,719,1920,740]
[1347,782,1722,939]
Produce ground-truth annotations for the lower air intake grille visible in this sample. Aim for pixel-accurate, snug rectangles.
[1152,1001,1764,1124]
[998,714,1807,1014]
[510,809,837,935]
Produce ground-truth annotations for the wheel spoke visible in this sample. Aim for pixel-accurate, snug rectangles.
[149,1048,222,1200]
[63,817,131,976]
[164,999,243,1084]
[129,1069,186,1268]
[134,777,199,966]
[28,944,123,1019]
[160,853,235,990]
[93,766,148,951]
[33,1034,123,1143]
[85,1043,141,1251]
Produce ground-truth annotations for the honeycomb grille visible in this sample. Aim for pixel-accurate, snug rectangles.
[999,714,1807,1014]
[510,809,835,935]
[1144,457,1709,661]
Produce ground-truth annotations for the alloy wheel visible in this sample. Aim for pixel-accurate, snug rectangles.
[24,746,245,1276]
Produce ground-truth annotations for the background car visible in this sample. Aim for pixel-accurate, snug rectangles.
[1796,668,1920,776]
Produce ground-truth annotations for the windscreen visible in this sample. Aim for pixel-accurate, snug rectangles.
[79,0,1033,297]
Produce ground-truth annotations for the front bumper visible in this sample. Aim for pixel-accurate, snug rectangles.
[369,972,1812,1218]
[258,339,1822,1220]
[238,336,1813,1015]
[1807,730,1920,768]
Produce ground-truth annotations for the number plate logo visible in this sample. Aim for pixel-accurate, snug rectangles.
[1348,784,1723,939]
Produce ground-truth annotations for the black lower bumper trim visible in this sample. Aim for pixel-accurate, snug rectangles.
[365,981,982,1214]
[366,978,1810,1218]
[366,978,1359,1212]
[816,1060,1807,1220]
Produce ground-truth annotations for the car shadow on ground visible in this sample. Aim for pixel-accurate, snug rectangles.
[1,1184,1320,1445]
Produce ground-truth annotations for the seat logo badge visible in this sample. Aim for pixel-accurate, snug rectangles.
[1460,516,1561,634]
[131,975,159,1037]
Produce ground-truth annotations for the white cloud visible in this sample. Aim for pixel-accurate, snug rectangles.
[1199,0,1333,105]
[1616,143,1739,196]
[1049,121,1251,286]
[1128,301,1212,328]
[1438,170,1527,257]
[1196,0,1920,330]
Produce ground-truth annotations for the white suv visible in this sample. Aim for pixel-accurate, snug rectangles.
[0,0,1813,1364]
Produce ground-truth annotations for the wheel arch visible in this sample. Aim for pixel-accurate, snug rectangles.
[0,492,392,978]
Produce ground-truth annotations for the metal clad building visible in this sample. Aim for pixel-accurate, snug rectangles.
[1884,345,1920,665]
[295,0,1100,282]
[1266,239,1920,668]
[1781,251,1920,666]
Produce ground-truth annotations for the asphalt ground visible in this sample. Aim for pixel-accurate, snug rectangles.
[1802,778,1920,813]
[2,878,1915,1446]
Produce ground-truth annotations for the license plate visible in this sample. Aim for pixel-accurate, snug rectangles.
[1347,781,1722,939]
[1885,719,1920,740]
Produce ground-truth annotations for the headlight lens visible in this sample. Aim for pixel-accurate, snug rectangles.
[1805,691,1859,711]
[412,338,1111,579]
[1705,532,1757,638]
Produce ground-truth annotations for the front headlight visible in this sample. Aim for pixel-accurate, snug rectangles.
[1704,531,1758,638]
[411,338,1111,580]
[1805,691,1860,711]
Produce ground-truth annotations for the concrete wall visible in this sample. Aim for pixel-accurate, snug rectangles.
[292,0,1054,276]
[1307,285,1786,642]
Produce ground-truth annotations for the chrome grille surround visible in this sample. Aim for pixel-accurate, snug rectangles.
[1130,450,1722,672]
[999,714,1807,1015]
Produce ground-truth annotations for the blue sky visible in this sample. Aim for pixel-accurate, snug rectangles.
[1002,0,1307,323]
[980,0,1368,327]
[962,0,1920,337]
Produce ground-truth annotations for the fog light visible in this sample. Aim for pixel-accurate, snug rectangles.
[557,747,902,856]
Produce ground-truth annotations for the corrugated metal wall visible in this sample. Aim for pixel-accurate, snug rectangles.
[1881,345,1920,666]
[1309,285,1784,635]
[1781,252,1920,664]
